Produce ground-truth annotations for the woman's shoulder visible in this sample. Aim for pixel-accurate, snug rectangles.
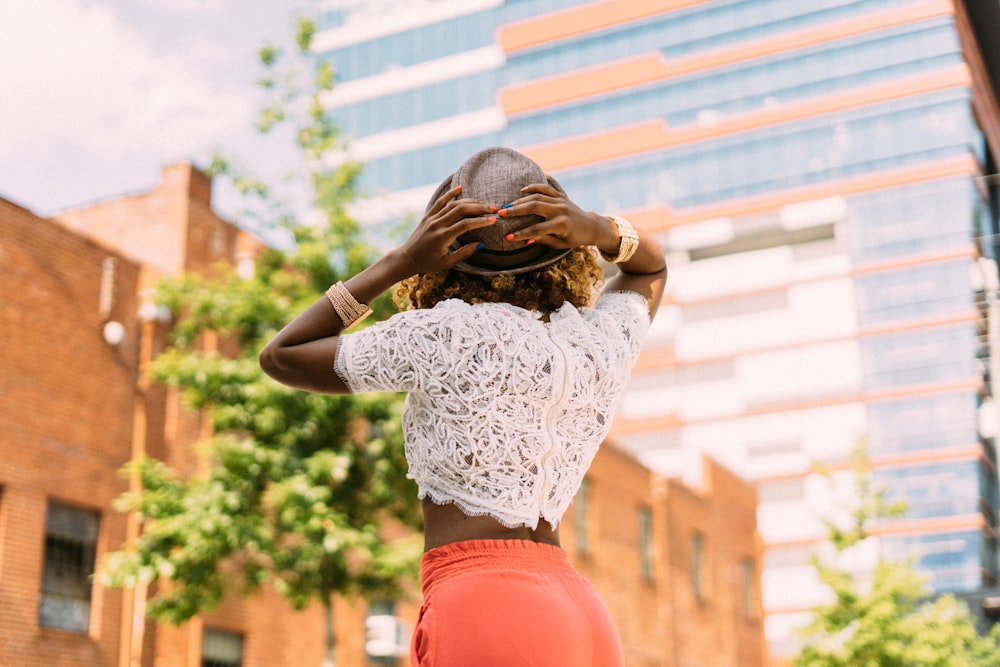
[595,289,650,316]
[555,290,650,322]
[552,291,651,349]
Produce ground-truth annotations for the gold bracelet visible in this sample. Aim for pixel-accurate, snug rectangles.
[325,282,373,329]
[599,215,640,263]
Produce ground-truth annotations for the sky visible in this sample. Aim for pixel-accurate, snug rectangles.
[0,0,317,221]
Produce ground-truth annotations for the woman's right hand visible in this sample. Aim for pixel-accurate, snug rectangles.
[390,185,498,279]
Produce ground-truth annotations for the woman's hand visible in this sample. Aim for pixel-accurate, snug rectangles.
[498,183,619,251]
[500,182,667,319]
[390,185,498,279]
[259,186,497,395]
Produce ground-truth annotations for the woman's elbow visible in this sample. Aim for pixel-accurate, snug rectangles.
[259,339,286,381]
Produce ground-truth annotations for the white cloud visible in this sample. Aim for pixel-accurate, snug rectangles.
[138,0,228,15]
[0,0,255,211]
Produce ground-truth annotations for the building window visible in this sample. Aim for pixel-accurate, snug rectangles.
[742,557,756,619]
[39,501,100,633]
[0,486,5,578]
[691,532,704,602]
[638,506,653,583]
[366,598,408,665]
[574,478,591,556]
[202,628,243,667]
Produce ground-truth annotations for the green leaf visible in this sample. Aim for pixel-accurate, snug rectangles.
[295,17,315,53]
[795,442,1000,665]
[258,43,280,67]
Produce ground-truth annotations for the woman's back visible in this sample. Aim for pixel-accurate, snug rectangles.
[335,291,650,531]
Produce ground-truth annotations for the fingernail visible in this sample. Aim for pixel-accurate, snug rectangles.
[488,216,497,223]
[505,233,515,241]
[488,205,498,213]
[476,243,485,251]
[526,239,535,245]
[455,185,462,192]
[502,203,513,209]
[498,209,508,217]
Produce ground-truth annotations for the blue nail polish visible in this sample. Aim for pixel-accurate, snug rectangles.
[502,203,513,209]
[475,243,486,251]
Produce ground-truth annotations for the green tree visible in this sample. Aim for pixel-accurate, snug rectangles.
[101,17,421,666]
[795,445,1000,666]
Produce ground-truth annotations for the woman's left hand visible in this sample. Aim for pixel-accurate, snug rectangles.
[391,185,498,278]
[499,183,619,251]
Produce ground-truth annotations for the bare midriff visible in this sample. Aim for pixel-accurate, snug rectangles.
[421,498,561,552]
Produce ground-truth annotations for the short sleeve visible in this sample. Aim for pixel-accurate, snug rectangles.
[587,290,652,366]
[334,310,427,394]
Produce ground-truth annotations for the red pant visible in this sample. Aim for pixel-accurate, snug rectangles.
[411,539,625,667]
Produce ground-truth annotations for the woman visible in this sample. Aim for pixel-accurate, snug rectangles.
[260,147,667,666]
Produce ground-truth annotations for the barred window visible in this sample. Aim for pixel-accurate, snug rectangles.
[742,557,757,619]
[366,598,402,666]
[638,506,653,583]
[692,532,705,602]
[39,501,99,633]
[202,628,243,667]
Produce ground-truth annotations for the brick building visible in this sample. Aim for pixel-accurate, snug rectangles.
[0,163,764,666]
[562,450,766,667]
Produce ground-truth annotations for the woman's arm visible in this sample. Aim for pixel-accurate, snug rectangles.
[501,184,667,319]
[259,186,496,394]
[599,221,668,320]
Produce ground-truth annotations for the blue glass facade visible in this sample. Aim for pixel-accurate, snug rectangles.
[883,530,986,592]
[502,0,922,82]
[846,177,978,263]
[352,89,977,213]
[554,90,977,210]
[867,391,979,455]
[321,11,498,83]
[839,167,995,592]
[508,18,963,144]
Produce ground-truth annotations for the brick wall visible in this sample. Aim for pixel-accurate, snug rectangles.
[660,457,766,667]
[0,198,138,666]
[54,163,237,276]
[562,446,766,667]
[0,171,336,667]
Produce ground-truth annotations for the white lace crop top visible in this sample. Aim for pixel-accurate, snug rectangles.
[334,290,650,530]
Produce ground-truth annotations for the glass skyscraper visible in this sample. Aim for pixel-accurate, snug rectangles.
[313,0,1000,658]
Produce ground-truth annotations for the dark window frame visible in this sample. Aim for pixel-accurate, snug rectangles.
[39,500,100,634]
[202,627,244,667]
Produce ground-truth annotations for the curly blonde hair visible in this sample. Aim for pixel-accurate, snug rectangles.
[393,246,605,312]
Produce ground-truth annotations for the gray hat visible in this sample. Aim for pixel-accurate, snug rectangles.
[425,147,572,275]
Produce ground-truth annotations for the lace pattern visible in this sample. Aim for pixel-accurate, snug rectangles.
[335,291,650,529]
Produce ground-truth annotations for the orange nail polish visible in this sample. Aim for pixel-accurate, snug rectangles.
[526,239,535,245]
[488,205,498,213]
[488,216,497,223]
[498,209,508,217]
[505,233,515,241]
